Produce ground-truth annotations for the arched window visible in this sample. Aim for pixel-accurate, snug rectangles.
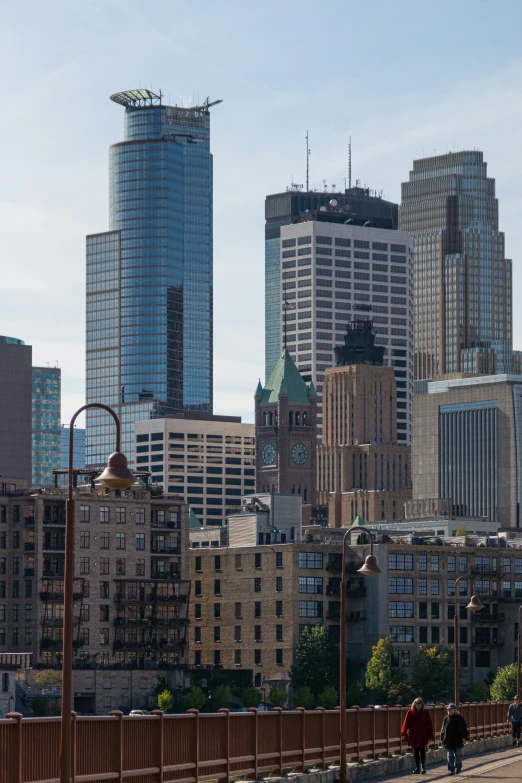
[302,412,307,425]
[268,412,273,426]
[288,411,293,425]
[295,411,300,425]
[263,412,268,426]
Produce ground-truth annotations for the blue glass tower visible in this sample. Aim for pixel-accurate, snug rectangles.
[86,89,216,467]
[32,366,61,486]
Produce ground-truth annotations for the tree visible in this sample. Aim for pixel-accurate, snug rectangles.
[365,638,404,703]
[212,685,233,710]
[346,680,366,707]
[269,686,287,708]
[412,645,453,703]
[319,685,338,710]
[290,625,339,700]
[34,670,62,688]
[467,680,490,703]
[157,689,174,713]
[186,686,206,711]
[242,687,262,708]
[490,664,518,702]
[293,685,314,709]
[455,526,468,537]
[388,681,416,706]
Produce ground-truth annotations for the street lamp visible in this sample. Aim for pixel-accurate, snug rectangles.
[517,605,522,699]
[339,525,381,783]
[60,404,135,783]
[453,575,483,706]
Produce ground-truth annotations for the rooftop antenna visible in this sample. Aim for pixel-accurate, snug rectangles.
[306,131,310,192]
[348,136,352,189]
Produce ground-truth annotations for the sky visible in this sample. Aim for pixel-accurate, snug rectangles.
[1,0,522,427]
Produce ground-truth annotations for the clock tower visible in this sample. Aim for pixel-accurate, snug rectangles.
[254,348,317,503]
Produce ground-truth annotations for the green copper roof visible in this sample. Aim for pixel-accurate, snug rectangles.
[189,508,203,529]
[307,380,318,398]
[254,379,264,398]
[258,348,312,405]
[353,514,364,526]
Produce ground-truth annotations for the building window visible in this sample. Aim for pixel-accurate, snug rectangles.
[299,600,323,618]
[389,578,414,594]
[235,554,242,570]
[214,650,221,666]
[459,555,468,573]
[234,626,241,642]
[299,552,323,569]
[100,533,109,549]
[431,555,439,572]
[194,650,201,667]
[448,579,455,596]
[116,533,126,550]
[79,557,89,575]
[135,533,145,550]
[388,553,413,570]
[448,555,456,573]
[80,532,90,549]
[135,559,145,576]
[100,507,109,523]
[116,507,126,524]
[389,626,413,643]
[431,579,439,595]
[214,579,221,596]
[116,558,125,575]
[195,556,202,573]
[255,553,262,569]
[299,576,323,594]
[431,602,440,619]
[418,555,427,571]
[255,602,261,618]
[276,625,283,641]
[276,649,283,666]
[234,602,242,619]
[214,555,221,571]
[254,649,262,666]
[431,627,440,643]
[276,600,283,618]
[80,506,90,523]
[419,602,428,619]
[214,603,221,619]
[276,552,283,568]
[234,649,242,666]
[389,601,414,618]
[195,604,202,620]
[401,650,411,667]
[135,509,145,525]
[99,629,109,646]
[418,578,427,595]
[276,576,283,592]
[100,582,109,598]
[214,626,221,643]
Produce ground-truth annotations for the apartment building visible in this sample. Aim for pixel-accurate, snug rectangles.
[0,479,190,711]
[135,414,255,527]
[189,530,521,696]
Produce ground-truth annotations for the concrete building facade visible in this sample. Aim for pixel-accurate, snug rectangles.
[0,336,32,481]
[413,374,522,528]
[135,414,255,527]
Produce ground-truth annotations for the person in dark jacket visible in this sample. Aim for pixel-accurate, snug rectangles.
[440,704,469,774]
[507,695,522,746]
[401,697,434,774]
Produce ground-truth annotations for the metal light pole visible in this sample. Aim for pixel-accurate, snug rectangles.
[60,403,135,783]
[517,606,522,699]
[339,525,381,783]
[453,575,483,706]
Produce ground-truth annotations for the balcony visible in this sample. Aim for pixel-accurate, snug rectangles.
[346,587,367,597]
[42,570,64,578]
[150,546,179,555]
[472,565,504,576]
[43,542,65,552]
[471,612,505,624]
[24,516,35,526]
[151,520,180,530]
[24,542,35,552]
[326,556,342,572]
[24,568,35,577]
[113,639,183,652]
[40,591,64,602]
[114,591,187,604]
[43,517,65,526]
[113,617,185,628]
[346,610,367,621]
[472,636,505,648]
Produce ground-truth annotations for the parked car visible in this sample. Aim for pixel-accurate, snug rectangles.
[129,709,151,716]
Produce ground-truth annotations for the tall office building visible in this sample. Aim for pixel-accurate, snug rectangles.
[401,151,513,381]
[318,321,411,524]
[60,426,86,469]
[265,187,398,380]
[274,202,414,442]
[0,336,32,481]
[86,89,215,468]
[32,367,61,487]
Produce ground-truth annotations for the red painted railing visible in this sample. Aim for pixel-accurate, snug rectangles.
[0,702,511,783]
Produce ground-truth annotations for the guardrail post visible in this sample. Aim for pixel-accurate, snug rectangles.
[6,712,22,783]
[383,705,389,758]
[247,707,259,780]
[295,707,305,772]
[315,707,325,769]
[71,711,77,783]
[109,710,124,783]
[187,709,200,783]
[151,709,164,783]
[271,707,283,777]
[218,708,231,783]
[371,705,376,759]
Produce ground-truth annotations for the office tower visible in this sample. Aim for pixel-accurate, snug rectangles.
[318,322,411,524]
[265,186,399,381]
[86,89,215,468]
[134,413,255,527]
[32,367,61,487]
[412,374,522,527]
[255,349,317,503]
[401,151,513,380]
[0,336,32,481]
[275,204,414,442]
[61,426,86,469]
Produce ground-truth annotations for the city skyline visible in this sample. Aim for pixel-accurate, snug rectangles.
[1,1,522,426]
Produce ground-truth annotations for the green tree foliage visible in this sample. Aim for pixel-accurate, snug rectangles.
[157,688,174,713]
[33,669,62,688]
[490,663,518,701]
[290,625,339,699]
[365,638,404,703]
[293,685,314,709]
[412,645,453,703]
[346,680,366,707]
[318,685,339,710]
[269,686,287,708]
[242,687,262,708]
[467,680,490,703]
[31,696,60,716]
[186,686,206,711]
[212,684,233,710]
[388,681,416,706]
[455,526,469,537]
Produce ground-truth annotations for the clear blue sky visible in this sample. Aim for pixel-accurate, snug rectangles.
[1,0,522,424]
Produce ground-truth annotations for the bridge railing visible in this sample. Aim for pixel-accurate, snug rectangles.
[0,701,511,783]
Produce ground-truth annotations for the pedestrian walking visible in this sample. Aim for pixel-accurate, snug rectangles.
[401,697,434,774]
[440,703,469,775]
[507,695,522,746]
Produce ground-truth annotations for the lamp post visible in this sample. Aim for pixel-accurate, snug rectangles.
[517,606,522,699]
[60,404,135,783]
[453,575,483,706]
[339,525,381,783]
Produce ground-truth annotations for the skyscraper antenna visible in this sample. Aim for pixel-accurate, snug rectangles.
[348,136,352,190]
[306,131,310,192]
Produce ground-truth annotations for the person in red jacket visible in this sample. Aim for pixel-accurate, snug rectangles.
[401,697,435,774]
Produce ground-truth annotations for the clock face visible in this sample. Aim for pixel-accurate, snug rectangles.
[292,443,308,465]
[262,443,276,465]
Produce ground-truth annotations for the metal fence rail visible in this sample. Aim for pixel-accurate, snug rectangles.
[0,702,510,783]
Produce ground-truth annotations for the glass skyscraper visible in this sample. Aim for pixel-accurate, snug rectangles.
[86,89,215,467]
[401,151,513,381]
[32,367,61,486]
